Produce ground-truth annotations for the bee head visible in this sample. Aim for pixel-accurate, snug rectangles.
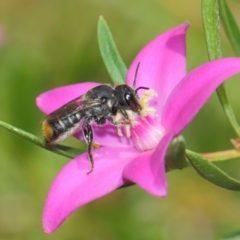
[114,63,149,114]
[115,84,142,113]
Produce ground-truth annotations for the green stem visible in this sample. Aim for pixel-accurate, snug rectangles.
[202,0,240,137]
[1,120,240,170]
[216,87,240,136]
[219,0,240,56]
[196,149,240,162]
[0,120,82,159]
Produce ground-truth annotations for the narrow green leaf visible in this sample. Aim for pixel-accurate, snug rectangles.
[202,0,240,137]
[216,86,240,136]
[165,135,188,171]
[219,0,240,56]
[48,144,83,158]
[202,0,221,60]
[187,150,240,191]
[98,16,127,85]
[0,120,83,158]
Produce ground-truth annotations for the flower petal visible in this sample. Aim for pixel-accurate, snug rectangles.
[43,146,139,234]
[36,82,99,114]
[123,133,173,196]
[126,23,188,116]
[162,58,240,134]
[131,116,165,151]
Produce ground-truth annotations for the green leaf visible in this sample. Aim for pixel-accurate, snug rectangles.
[0,120,83,158]
[165,135,188,171]
[202,0,240,137]
[98,16,127,85]
[187,150,240,191]
[219,0,240,56]
[47,144,83,159]
[202,0,221,60]
[216,86,240,137]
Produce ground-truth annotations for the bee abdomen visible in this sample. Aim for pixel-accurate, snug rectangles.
[43,113,82,144]
[42,119,54,143]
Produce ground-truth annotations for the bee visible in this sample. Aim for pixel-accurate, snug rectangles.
[42,63,148,173]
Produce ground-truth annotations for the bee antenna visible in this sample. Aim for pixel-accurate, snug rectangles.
[133,63,149,94]
[135,86,149,94]
[133,62,140,88]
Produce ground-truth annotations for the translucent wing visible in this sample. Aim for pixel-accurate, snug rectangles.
[45,95,102,121]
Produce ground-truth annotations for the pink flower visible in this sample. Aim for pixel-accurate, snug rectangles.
[36,23,240,233]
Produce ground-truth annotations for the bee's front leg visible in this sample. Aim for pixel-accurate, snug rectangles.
[106,116,133,138]
[82,118,94,174]
[106,116,130,126]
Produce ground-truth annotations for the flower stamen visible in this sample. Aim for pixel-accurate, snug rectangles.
[139,89,158,117]
[113,88,164,151]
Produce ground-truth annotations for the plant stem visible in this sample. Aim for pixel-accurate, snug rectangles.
[0,120,82,158]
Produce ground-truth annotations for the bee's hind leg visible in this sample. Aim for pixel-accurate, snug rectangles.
[82,118,94,174]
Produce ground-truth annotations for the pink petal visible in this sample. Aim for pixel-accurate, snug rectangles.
[126,23,188,116]
[43,146,139,234]
[123,133,173,196]
[36,82,99,114]
[131,116,165,151]
[162,58,240,135]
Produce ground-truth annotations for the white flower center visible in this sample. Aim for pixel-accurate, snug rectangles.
[131,116,165,151]
[115,89,165,151]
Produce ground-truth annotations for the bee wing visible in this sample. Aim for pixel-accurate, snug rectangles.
[45,96,102,121]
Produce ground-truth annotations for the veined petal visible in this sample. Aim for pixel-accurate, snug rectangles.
[123,133,173,196]
[36,82,99,114]
[126,23,188,116]
[131,116,165,151]
[162,58,240,134]
[43,146,139,234]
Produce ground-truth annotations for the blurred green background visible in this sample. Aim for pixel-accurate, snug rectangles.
[0,0,240,239]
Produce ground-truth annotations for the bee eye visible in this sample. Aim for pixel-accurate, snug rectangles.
[124,93,131,104]
[124,92,141,112]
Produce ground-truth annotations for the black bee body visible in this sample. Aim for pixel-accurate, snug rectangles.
[43,85,117,143]
[42,83,147,173]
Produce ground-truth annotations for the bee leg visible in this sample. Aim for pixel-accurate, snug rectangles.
[106,116,130,126]
[94,116,106,125]
[82,119,94,174]
[119,109,129,120]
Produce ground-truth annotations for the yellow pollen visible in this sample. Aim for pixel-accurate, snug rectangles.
[92,142,101,149]
[114,88,157,138]
[139,89,158,117]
